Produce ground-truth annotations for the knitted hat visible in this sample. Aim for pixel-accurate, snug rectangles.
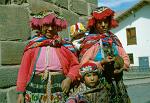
[87,6,118,29]
[70,22,86,37]
[80,62,98,78]
[30,10,68,31]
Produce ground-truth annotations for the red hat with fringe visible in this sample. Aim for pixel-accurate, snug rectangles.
[30,11,68,31]
[87,6,118,29]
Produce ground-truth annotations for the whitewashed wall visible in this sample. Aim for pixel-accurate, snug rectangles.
[112,5,150,66]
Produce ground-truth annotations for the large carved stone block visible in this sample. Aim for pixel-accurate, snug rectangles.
[55,0,68,9]
[13,0,28,5]
[70,0,88,16]
[84,0,97,5]
[0,66,19,88]
[28,0,60,13]
[0,5,30,41]
[0,41,26,65]
[61,8,79,26]
[43,0,68,9]
[87,3,97,15]
[0,91,7,103]
[7,87,17,103]
[0,87,17,103]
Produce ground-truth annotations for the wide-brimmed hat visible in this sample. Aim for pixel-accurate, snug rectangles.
[87,6,118,29]
[30,10,68,31]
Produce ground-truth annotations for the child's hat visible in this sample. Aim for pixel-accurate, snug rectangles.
[80,62,98,77]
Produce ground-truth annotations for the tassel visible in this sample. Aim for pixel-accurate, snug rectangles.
[43,69,48,81]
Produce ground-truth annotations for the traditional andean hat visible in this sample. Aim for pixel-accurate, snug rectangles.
[80,62,98,78]
[87,6,118,29]
[30,10,68,31]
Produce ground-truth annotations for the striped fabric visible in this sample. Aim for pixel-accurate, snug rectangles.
[63,42,78,57]
[79,32,122,58]
[24,35,62,52]
[24,72,67,103]
[109,79,131,103]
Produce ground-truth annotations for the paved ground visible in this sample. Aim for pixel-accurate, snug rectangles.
[124,77,150,85]
[127,83,150,103]
[123,71,150,79]
[123,71,150,103]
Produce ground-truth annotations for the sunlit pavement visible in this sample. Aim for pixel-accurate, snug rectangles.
[124,77,150,85]
[123,71,150,85]
[123,71,150,103]
[127,83,150,103]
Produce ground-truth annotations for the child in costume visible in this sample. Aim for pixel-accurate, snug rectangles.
[16,10,80,103]
[70,22,87,51]
[66,62,110,103]
[79,6,131,103]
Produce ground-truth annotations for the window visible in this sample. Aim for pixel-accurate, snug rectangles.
[139,57,149,68]
[126,27,137,45]
[128,53,134,64]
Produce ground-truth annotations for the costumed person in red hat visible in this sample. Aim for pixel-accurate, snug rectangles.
[16,10,80,103]
[79,6,131,103]
[66,62,110,103]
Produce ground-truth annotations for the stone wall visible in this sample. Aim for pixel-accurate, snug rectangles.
[0,0,97,102]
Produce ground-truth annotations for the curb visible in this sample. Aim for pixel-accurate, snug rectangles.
[124,76,150,80]
[123,77,150,86]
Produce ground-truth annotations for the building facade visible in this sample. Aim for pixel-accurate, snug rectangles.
[112,0,150,69]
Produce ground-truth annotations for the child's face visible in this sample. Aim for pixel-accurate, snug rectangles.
[84,72,99,88]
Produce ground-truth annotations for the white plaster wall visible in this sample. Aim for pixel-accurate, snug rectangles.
[112,5,150,66]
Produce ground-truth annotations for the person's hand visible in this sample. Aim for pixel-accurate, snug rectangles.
[17,94,24,103]
[101,56,115,65]
[114,68,124,74]
[123,67,129,72]
[114,56,124,69]
[61,77,72,94]
[97,62,104,71]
